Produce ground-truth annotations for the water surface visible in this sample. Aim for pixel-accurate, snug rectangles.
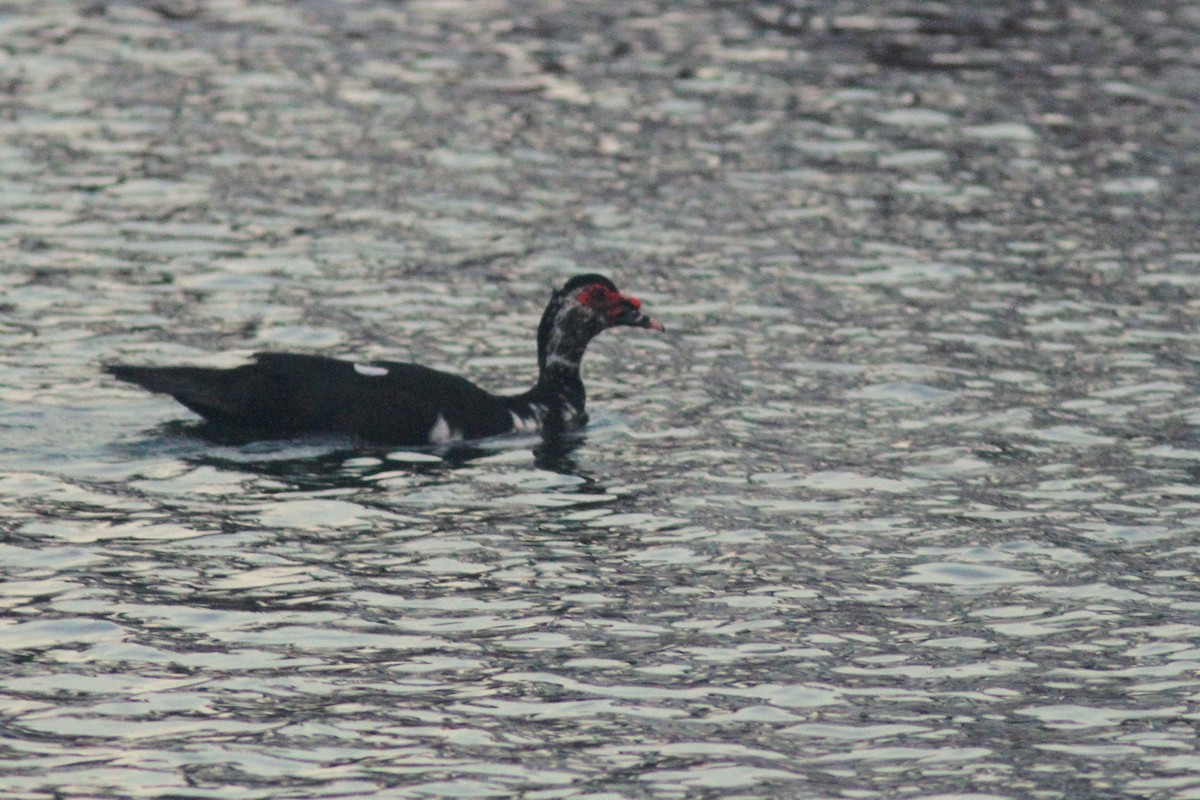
[3,1,1200,798]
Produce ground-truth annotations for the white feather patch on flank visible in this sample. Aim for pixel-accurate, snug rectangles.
[560,402,584,427]
[509,411,540,433]
[354,363,389,377]
[428,414,462,444]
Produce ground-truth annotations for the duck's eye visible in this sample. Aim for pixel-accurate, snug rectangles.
[577,284,622,312]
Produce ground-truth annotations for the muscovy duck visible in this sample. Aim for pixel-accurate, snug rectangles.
[105,274,664,445]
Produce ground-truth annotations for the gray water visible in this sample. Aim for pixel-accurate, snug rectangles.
[4,1,1200,798]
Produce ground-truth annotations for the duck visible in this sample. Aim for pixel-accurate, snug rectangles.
[105,274,664,445]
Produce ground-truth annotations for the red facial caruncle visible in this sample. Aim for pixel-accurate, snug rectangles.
[577,284,639,324]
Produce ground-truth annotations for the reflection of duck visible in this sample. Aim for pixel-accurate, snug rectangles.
[533,433,589,475]
[106,275,663,446]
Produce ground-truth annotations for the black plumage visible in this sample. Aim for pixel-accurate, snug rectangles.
[105,274,663,445]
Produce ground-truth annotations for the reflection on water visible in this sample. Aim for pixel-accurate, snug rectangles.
[3,1,1200,798]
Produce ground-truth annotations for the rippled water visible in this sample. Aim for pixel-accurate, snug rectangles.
[4,1,1200,798]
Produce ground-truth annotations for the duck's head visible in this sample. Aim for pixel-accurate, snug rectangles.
[537,274,664,369]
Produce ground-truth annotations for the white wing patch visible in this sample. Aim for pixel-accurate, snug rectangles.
[354,363,389,377]
[428,414,462,444]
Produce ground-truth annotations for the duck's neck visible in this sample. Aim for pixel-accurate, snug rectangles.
[506,296,598,431]
[519,360,586,432]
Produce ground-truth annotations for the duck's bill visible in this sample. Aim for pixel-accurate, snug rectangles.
[616,308,665,332]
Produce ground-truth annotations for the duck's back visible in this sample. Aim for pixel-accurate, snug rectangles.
[106,352,516,445]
